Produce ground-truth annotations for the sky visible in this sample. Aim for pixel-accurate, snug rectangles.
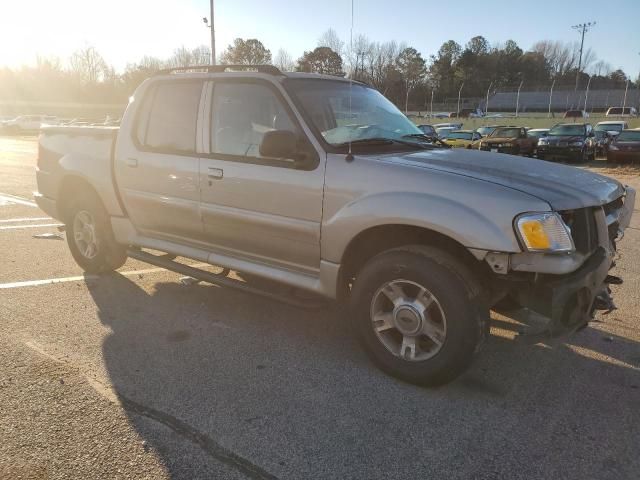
[1,0,638,77]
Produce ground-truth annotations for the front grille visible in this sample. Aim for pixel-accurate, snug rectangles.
[560,208,598,255]
[603,196,625,244]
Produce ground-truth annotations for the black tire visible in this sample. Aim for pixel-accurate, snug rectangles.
[350,245,488,386]
[537,154,545,160]
[65,189,127,273]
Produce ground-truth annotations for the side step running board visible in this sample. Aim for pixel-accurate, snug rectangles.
[126,248,326,310]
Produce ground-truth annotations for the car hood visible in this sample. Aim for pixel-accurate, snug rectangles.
[382,148,624,210]
[483,136,517,143]
[614,141,640,149]
[541,135,585,144]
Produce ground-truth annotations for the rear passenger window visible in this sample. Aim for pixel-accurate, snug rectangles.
[139,82,203,153]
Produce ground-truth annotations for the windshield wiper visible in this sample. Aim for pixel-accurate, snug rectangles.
[335,137,428,149]
[401,133,449,148]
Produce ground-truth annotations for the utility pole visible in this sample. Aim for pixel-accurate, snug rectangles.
[572,21,595,91]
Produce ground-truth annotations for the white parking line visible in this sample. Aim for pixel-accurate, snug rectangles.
[0,223,62,230]
[0,193,37,207]
[0,263,209,289]
[0,217,52,223]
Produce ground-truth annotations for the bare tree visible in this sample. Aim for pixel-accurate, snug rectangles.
[592,60,612,77]
[318,28,345,56]
[191,45,212,65]
[274,48,295,71]
[69,46,107,84]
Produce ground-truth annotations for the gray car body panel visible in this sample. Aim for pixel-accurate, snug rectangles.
[321,151,552,262]
[381,148,624,211]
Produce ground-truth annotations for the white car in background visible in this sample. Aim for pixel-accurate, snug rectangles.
[595,121,629,138]
[605,107,637,118]
[2,115,59,134]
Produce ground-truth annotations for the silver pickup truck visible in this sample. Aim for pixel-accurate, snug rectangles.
[35,65,636,386]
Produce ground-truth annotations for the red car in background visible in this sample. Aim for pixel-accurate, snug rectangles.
[607,130,640,163]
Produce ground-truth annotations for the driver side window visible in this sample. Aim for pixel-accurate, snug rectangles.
[211,83,297,159]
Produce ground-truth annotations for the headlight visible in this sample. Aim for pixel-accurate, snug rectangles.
[570,141,584,147]
[538,138,548,145]
[609,144,619,151]
[504,142,513,147]
[515,212,574,252]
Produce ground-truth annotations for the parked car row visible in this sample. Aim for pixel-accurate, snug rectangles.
[417,120,640,163]
[0,115,120,135]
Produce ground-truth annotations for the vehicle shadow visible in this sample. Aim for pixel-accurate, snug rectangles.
[89,272,640,480]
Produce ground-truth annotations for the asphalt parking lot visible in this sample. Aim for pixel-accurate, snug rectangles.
[1,136,639,480]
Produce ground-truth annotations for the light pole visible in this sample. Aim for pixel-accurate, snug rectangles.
[457,81,464,117]
[583,75,592,112]
[515,80,523,118]
[485,81,493,118]
[572,21,595,90]
[202,0,216,65]
[622,79,630,117]
[548,78,556,118]
[430,88,434,119]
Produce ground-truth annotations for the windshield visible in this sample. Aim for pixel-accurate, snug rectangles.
[548,124,586,136]
[476,126,496,136]
[285,79,422,147]
[594,130,608,139]
[447,132,473,140]
[616,131,640,141]
[491,128,520,138]
[418,125,436,135]
[528,130,548,138]
[436,128,455,138]
[595,123,623,132]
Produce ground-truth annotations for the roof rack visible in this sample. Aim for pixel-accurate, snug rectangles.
[154,64,284,76]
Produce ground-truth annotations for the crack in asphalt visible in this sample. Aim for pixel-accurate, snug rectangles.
[119,395,279,480]
[22,340,278,480]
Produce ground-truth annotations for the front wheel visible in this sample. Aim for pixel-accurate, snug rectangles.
[350,246,488,386]
[66,190,127,273]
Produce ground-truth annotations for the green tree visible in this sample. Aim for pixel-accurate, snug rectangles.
[296,47,344,76]
[396,47,427,112]
[220,38,272,65]
[466,36,489,56]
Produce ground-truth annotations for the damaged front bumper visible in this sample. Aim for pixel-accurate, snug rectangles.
[517,246,613,335]
[490,186,635,337]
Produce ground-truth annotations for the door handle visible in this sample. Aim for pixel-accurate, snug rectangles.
[207,167,223,179]
[126,157,138,167]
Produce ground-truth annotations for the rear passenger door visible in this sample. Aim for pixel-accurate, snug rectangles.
[198,79,325,273]
[115,80,207,244]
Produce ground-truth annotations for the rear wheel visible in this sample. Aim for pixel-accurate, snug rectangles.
[65,190,127,273]
[350,246,488,386]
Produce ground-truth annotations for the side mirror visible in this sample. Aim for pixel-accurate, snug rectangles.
[260,130,297,159]
[588,132,595,137]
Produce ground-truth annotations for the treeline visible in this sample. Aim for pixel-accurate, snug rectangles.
[0,31,636,111]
